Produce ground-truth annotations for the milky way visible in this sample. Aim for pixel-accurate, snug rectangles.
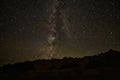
[44,0,71,59]
[0,0,120,66]
[46,0,58,58]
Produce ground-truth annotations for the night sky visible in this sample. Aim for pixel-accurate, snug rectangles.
[0,0,120,66]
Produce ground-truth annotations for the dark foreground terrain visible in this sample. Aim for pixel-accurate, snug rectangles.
[0,49,120,80]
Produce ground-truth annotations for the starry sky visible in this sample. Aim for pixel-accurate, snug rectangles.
[0,0,120,66]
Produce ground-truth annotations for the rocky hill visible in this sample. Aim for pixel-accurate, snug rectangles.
[0,49,120,80]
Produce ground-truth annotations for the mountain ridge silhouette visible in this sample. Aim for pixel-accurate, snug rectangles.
[0,49,120,80]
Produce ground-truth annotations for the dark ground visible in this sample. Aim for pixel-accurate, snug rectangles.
[0,49,120,80]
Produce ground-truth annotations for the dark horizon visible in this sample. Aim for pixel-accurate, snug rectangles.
[0,49,119,67]
[0,49,120,80]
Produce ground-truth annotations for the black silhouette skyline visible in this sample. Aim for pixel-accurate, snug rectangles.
[0,0,120,66]
[0,49,120,80]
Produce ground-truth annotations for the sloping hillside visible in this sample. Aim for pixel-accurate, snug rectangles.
[0,49,120,80]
